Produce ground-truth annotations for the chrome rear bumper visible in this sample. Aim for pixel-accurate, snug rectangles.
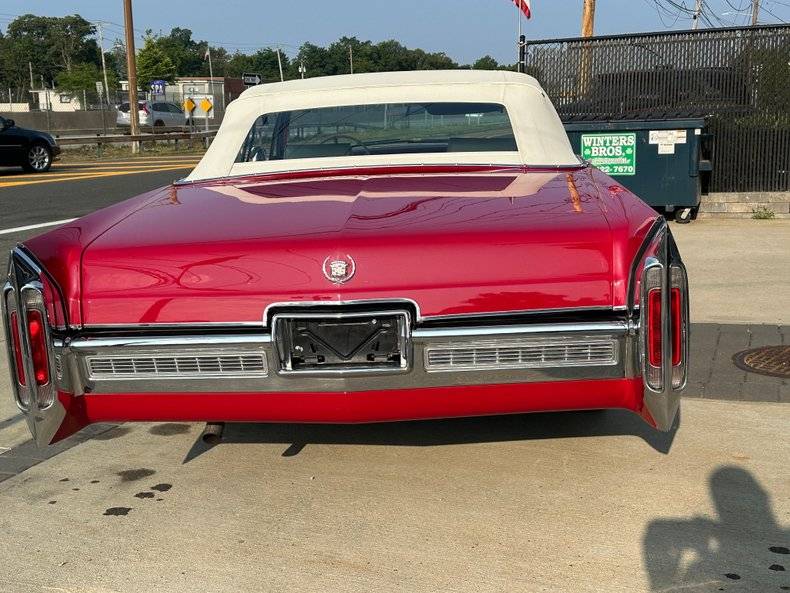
[54,320,636,396]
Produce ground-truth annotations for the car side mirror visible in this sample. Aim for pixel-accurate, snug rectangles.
[1,119,13,130]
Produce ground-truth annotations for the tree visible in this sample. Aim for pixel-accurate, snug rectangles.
[154,28,204,76]
[56,62,117,93]
[48,15,98,72]
[136,35,177,88]
[472,55,500,70]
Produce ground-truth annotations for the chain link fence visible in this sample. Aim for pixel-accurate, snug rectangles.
[1,86,225,135]
[524,24,790,192]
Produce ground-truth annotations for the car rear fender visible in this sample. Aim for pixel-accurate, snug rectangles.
[634,221,689,431]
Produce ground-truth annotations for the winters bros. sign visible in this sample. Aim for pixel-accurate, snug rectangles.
[580,132,637,176]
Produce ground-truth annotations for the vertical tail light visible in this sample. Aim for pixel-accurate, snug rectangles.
[641,261,664,391]
[670,264,689,389]
[9,310,27,387]
[647,288,662,367]
[640,255,689,393]
[3,250,63,411]
[27,309,50,386]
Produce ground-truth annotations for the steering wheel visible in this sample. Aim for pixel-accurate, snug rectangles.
[319,134,371,155]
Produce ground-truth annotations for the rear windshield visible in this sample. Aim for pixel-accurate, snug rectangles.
[118,102,146,112]
[235,102,517,163]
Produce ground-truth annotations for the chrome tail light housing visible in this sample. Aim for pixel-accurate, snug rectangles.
[2,249,64,412]
[634,221,690,430]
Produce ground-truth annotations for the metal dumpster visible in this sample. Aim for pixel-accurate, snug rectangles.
[564,119,711,223]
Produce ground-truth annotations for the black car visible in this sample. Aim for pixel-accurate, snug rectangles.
[0,115,60,173]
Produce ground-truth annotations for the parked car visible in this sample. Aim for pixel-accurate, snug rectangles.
[0,115,60,173]
[116,100,186,128]
[3,71,689,447]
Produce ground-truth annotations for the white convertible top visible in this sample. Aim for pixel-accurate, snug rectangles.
[186,70,578,181]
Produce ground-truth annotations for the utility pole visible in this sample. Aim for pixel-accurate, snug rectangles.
[96,22,111,106]
[581,0,596,37]
[579,0,596,95]
[349,45,354,74]
[516,1,524,73]
[692,0,703,30]
[751,0,760,25]
[275,48,284,82]
[123,0,140,152]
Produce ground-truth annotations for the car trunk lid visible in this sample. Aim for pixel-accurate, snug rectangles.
[80,169,617,325]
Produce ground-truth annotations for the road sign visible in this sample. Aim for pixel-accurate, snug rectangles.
[183,97,196,113]
[580,132,637,176]
[242,72,262,86]
[200,97,213,113]
[95,81,104,97]
[150,80,166,95]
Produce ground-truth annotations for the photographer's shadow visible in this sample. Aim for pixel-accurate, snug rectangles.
[644,466,789,591]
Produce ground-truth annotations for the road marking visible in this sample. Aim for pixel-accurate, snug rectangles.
[0,218,77,236]
[0,164,194,188]
[3,163,200,182]
[55,158,202,168]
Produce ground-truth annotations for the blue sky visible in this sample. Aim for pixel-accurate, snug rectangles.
[1,0,787,64]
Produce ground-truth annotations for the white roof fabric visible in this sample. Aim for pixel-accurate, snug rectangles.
[186,70,579,181]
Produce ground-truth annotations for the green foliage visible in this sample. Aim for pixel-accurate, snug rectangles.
[472,55,501,70]
[0,14,121,93]
[290,37,459,79]
[56,62,98,92]
[226,48,290,82]
[136,35,177,88]
[751,206,776,219]
[0,14,503,93]
[56,62,118,93]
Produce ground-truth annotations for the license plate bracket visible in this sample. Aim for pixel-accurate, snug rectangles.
[272,311,411,375]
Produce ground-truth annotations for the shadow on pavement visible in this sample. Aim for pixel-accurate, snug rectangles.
[183,408,679,463]
[643,466,789,591]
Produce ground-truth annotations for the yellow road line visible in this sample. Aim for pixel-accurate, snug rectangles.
[56,155,202,167]
[0,164,195,188]
[1,163,197,183]
[1,169,188,183]
[49,162,199,172]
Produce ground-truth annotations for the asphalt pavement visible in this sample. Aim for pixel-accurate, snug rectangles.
[0,154,200,256]
[0,162,788,593]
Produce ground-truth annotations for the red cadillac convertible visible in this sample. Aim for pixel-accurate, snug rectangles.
[3,71,689,446]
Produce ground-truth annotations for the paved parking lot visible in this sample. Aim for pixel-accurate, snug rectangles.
[0,165,788,592]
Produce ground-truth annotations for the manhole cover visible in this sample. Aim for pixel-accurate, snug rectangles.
[732,346,790,379]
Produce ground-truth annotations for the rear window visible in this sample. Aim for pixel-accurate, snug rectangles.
[117,102,146,113]
[235,102,517,163]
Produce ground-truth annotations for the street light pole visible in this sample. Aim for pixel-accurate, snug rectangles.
[275,48,285,82]
[123,0,140,153]
[96,22,111,106]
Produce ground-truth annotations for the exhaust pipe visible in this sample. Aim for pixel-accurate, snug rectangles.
[201,422,225,445]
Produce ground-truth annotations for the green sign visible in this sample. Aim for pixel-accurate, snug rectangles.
[580,132,637,176]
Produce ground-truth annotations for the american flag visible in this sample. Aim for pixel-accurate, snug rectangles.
[513,0,532,19]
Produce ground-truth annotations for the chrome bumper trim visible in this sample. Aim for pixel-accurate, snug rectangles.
[54,320,636,395]
[424,337,618,372]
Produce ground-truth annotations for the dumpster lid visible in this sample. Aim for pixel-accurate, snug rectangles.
[563,118,706,132]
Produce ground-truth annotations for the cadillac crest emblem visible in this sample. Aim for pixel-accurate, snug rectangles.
[322,254,356,284]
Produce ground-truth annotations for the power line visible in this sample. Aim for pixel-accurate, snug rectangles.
[760,3,789,20]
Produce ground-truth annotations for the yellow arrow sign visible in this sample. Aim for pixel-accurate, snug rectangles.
[183,97,196,113]
[200,98,213,113]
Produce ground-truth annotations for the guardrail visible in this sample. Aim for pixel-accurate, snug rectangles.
[57,130,217,146]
